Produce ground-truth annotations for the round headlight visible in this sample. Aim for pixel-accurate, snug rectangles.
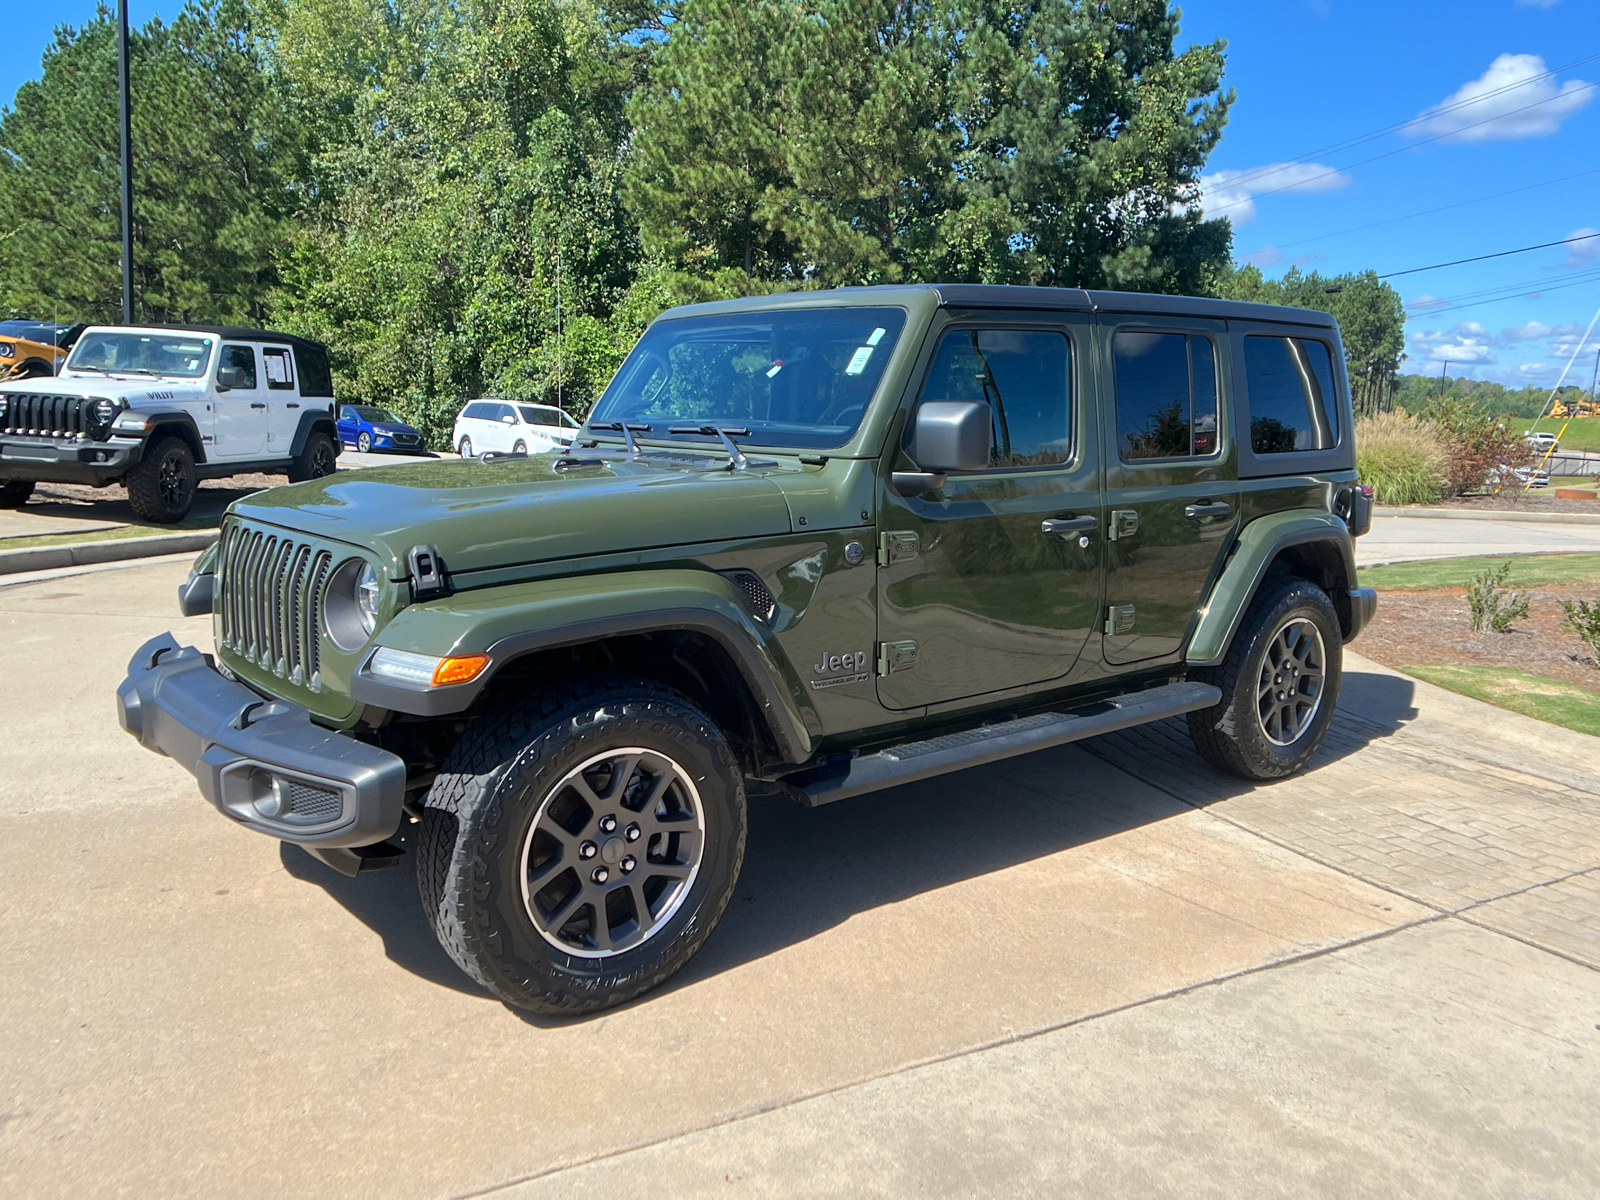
[93,397,118,424]
[356,563,380,636]
[324,558,382,651]
[0,395,8,422]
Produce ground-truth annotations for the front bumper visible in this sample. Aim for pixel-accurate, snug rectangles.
[0,434,140,485]
[116,633,406,849]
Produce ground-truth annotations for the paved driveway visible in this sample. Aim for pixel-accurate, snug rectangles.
[1358,510,1600,565]
[1,560,1596,1198]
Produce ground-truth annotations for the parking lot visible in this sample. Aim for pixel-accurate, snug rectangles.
[1,556,1597,1198]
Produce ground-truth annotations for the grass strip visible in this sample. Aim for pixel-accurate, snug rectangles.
[1359,552,1600,592]
[1518,417,1600,453]
[1403,664,1600,738]
[0,521,218,551]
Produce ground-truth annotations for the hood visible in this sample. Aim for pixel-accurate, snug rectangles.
[2,372,206,405]
[229,452,798,577]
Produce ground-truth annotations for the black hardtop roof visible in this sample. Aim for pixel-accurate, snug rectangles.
[85,323,332,353]
[663,283,1339,330]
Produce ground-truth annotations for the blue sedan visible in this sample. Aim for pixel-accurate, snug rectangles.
[336,405,426,454]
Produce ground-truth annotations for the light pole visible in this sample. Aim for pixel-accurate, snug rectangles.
[118,0,134,324]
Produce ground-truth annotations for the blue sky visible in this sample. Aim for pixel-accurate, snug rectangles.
[4,0,1598,390]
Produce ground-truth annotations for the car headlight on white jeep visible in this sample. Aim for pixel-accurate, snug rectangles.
[85,397,122,440]
[324,559,383,650]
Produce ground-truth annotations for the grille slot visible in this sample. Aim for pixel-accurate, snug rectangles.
[0,392,89,439]
[721,569,776,622]
[217,522,333,689]
[285,780,342,822]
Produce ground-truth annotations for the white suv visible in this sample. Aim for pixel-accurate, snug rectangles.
[452,400,579,458]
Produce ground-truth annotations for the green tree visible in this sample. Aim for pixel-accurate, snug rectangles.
[1219,264,1406,414]
[0,1,300,325]
[626,0,1234,294]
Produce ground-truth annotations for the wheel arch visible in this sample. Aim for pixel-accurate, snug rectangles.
[1187,510,1358,667]
[141,411,207,464]
[289,407,339,458]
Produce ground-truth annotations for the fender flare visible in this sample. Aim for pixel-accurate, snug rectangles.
[348,569,815,764]
[135,409,208,464]
[289,406,339,459]
[1187,510,1357,667]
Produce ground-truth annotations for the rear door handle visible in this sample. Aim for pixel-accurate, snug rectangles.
[286,403,300,409]
[1184,501,1232,521]
[250,402,267,409]
[1041,516,1098,537]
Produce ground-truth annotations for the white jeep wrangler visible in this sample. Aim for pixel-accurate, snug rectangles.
[0,324,341,522]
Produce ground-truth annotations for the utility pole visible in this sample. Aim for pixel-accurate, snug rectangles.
[1589,347,1599,416]
[1439,360,1449,398]
[555,247,563,416]
[118,0,134,324]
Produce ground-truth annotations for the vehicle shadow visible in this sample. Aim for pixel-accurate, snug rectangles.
[279,669,1418,1022]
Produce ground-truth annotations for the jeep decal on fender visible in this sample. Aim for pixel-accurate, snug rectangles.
[811,649,868,690]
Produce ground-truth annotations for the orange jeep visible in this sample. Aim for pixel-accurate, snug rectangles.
[0,321,73,380]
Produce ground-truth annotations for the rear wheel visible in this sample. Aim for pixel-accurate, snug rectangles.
[0,480,35,507]
[458,436,473,459]
[417,675,747,1014]
[1187,576,1342,780]
[125,435,196,523]
[288,430,337,483]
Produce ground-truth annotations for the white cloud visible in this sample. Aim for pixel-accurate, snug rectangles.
[1198,162,1350,225]
[1241,245,1283,268]
[1407,294,1448,311]
[1412,322,1498,364]
[1502,320,1553,340]
[1404,54,1593,142]
[1562,227,1600,268]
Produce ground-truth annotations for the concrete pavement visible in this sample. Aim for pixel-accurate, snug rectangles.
[0,559,1596,1198]
[1357,510,1600,565]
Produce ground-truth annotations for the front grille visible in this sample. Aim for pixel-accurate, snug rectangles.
[0,392,91,438]
[216,522,334,689]
[285,780,342,822]
[393,433,419,445]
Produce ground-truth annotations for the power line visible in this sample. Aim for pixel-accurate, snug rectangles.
[1204,80,1600,218]
[1382,231,1600,279]
[1404,265,1600,310]
[1255,167,1600,254]
[1209,51,1600,196]
[1405,269,1600,320]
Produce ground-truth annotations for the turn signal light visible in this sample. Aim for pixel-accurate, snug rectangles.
[431,654,490,687]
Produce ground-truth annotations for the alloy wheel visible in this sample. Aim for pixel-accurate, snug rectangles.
[519,746,705,959]
[1256,617,1326,746]
[158,449,192,511]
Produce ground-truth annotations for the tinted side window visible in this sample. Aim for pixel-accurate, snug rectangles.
[340,406,358,421]
[1244,336,1338,454]
[918,329,1071,468]
[295,345,335,398]
[1112,331,1219,460]
[263,347,294,390]
[462,402,488,420]
[220,345,257,389]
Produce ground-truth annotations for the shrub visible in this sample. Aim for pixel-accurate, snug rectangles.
[1354,410,1448,505]
[1418,396,1535,495]
[1467,561,1530,633]
[1560,599,1600,665]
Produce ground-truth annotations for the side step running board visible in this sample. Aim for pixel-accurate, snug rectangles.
[784,681,1221,807]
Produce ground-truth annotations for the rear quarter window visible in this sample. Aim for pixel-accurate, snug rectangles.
[1243,336,1338,454]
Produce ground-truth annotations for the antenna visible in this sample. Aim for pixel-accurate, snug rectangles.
[556,247,563,416]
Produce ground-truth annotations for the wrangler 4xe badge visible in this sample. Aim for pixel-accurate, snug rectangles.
[811,649,869,690]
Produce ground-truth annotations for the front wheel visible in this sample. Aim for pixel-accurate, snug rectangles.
[356,430,372,453]
[513,439,527,455]
[288,430,338,483]
[0,480,35,507]
[1187,576,1342,781]
[417,676,747,1014]
[125,435,196,523]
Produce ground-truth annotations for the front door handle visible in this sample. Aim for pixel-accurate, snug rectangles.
[1041,516,1097,538]
[1185,501,1233,521]
[250,402,267,409]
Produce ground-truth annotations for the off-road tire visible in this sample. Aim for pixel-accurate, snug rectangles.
[0,480,35,507]
[125,434,196,523]
[417,674,748,1015]
[458,436,473,459]
[288,430,338,483]
[1187,575,1342,781]
[356,431,372,453]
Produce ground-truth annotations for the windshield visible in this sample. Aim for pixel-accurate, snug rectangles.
[587,307,907,450]
[353,406,402,424]
[68,331,213,378]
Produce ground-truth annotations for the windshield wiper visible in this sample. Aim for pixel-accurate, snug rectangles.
[588,421,653,457]
[667,423,756,471]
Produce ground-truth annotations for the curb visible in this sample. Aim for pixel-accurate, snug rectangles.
[0,529,218,576]
[1374,506,1600,526]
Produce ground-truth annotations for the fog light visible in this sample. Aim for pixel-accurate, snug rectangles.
[249,769,285,819]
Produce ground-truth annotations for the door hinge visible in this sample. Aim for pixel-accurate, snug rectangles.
[877,640,919,675]
[1108,510,1140,541]
[878,531,919,567]
[1105,605,1136,635]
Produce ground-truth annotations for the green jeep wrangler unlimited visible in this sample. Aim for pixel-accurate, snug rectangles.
[118,285,1376,1014]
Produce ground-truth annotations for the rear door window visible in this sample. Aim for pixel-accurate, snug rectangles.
[1112,331,1220,460]
[1243,336,1338,454]
[262,347,294,390]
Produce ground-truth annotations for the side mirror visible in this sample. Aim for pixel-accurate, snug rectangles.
[895,401,991,495]
[502,413,517,425]
[216,365,244,391]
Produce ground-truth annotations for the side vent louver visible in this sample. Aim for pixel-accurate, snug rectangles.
[720,569,776,623]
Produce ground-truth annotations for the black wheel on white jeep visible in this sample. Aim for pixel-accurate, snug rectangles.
[125,434,196,523]
[0,480,35,507]
[417,675,747,1014]
[288,430,338,483]
[1186,575,1342,781]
